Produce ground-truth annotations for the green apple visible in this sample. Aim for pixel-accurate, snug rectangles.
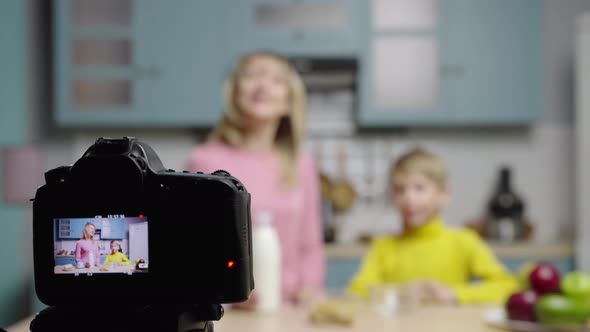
[535,294,590,325]
[561,272,590,301]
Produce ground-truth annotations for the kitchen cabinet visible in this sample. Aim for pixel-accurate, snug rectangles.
[326,258,360,291]
[55,257,75,266]
[56,218,125,239]
[55,0,542,128]
[100,219,125,239]
[358,0,543,127]
[56,219,85,240]
[226,0,362,57]
[55,256,107,266]
[54,0,230,127]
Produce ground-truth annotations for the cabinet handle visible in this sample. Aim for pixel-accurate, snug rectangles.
[132,66,161,79]
[146,66,161,78]
[440,65,465,78]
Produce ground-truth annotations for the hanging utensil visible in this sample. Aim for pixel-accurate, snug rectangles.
[330,143,356,213]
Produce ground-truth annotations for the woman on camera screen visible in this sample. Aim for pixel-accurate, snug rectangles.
[74,222,100,268]
[187,51,324,308]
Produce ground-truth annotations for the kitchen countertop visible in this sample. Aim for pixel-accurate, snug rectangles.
[6,305,502,332]
[215,305,500,332]
[54,264,136,274]
[325,242,574,259]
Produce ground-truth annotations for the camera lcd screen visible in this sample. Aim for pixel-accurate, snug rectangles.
[53,215,149,276]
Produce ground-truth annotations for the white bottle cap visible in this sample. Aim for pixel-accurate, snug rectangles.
[256,211,273,226]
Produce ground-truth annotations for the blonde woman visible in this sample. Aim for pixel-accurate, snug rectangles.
[74,222,100,268]
[187,52,324,307]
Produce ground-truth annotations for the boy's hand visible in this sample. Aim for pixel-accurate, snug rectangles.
[421,281,457,305]
[400,280,456,305]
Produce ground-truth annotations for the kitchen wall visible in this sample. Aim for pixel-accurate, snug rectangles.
[0,0,30,328]
[0,0,584,326]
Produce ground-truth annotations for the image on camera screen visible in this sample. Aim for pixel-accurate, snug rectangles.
[53,215,149,276]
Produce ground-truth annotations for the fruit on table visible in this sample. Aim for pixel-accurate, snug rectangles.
[529,263,561,295]
[561,272,590,301]
[506,290,539,322]
[516,262,537,290]
[535,294,590,325]
[135,258,147,270]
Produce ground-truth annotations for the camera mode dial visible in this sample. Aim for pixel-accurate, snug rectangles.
[212,170,231,176]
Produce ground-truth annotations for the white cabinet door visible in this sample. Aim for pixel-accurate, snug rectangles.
[372,0,437,30]
[364,0,440,117]
[373,36,438,110]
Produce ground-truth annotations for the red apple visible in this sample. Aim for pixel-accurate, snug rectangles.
[506,290,539,322]
[139,258,145,263]
[529,263,561,295]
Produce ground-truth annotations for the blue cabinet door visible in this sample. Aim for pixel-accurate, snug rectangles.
[56,220,70,239]
[68,220,85,240]
[226,0,362,57]
[131,0,229,127]
[102,219,125,239]
[54,0,229,127]
[438,0,543,125]
[54,257,76,266]
[358,0,543,127]
[57,219,85,240]
[326,259,360,291]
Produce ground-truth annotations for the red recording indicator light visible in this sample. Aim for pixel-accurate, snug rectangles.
[139,214,144,219]
[227,261,235,269]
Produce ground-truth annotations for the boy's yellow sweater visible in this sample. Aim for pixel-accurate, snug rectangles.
[103,251,131,266]
[347,216,517,304]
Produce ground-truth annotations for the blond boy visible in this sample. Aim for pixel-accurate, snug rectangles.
[347,148,517,304]
[102,240,130,267]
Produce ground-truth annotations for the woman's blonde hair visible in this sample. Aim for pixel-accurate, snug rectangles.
[208,51,307,189]
[390,147,448,189]
[82,223,96,243]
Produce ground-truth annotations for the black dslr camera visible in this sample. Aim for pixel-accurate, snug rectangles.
[30,137,253,332]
